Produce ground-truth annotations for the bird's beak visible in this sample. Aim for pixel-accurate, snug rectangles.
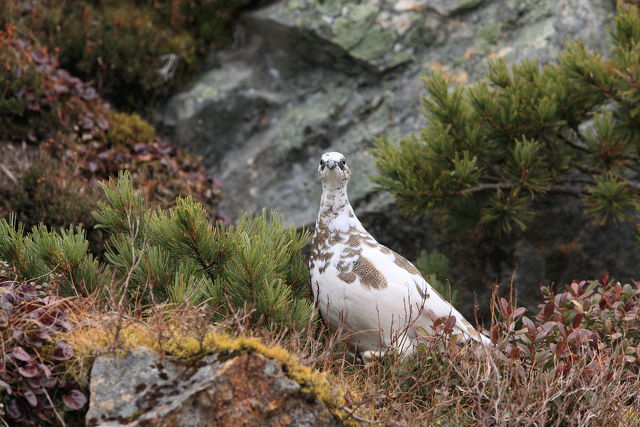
[325,160,337,170]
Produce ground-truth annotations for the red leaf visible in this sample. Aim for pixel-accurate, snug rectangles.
[63,389,87,410]
[52,340,73,361]
[513,307,526,319]
[12,330,25,343]
[27,377,41,389]
[39,363,52,378]
[557,323,567,339]
[7,398,23,420]
[42,377,57,389]
[521,316,536,334]
[499,298,510,317]
[22,389,38,407]
[81,116,94,130]
[570,281,580,295]
[12,346,33,362]
[601,272,609,286]
[572,313,583,328]
[34,329,50,340]
[81,87,96,101]
[445,315,456,331]
[490,325,499,342]
[508,345,520,358]
[543,301,555,320]
[535,329,548,343]
[0,379,12,395]
[97,117,110,130]
[18,361,39,378]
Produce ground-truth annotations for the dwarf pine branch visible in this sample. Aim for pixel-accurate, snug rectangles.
[0,172,314,328]
[374,5,640,238]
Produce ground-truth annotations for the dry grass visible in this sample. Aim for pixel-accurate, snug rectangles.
[14,241,636,426]
[60,290,640,427]
[332,339,639,426]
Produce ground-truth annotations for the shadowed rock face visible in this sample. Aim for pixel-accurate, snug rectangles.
[161,0,640,316]
[86,349,338,427]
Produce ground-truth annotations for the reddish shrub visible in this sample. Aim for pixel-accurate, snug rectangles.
[491,273,639,376]
[0,25,223,243]
[0,262,86,424]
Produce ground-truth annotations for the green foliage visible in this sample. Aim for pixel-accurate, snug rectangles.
[0,156,100,239]
[223,211,313,325]
[0,0,262,111]
[373,5,640,238]
[107,111,157,146]
[93,171,150,235]
[97,172,313,326]
[0,214,105,295]
[0,173,313,328]
[0,25,222,240]
[415,250,457,304]
[0,215,38,279]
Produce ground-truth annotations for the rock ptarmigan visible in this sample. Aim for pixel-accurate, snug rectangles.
[309,152,491,361]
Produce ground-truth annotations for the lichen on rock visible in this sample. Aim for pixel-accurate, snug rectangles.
[65,315,348,425]
[86,348,340,426]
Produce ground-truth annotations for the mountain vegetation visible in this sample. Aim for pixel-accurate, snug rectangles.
[1,1,639,426]
[374,6,640,239]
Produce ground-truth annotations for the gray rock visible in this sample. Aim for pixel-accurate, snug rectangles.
[161,0,635,315]
[86,348,338,426]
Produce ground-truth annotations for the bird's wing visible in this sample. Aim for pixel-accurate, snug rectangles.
[358,242,489,344]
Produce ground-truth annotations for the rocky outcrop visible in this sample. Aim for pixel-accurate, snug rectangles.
[86,348,338,426]
[161,0,639,314]
[163,0,615,225]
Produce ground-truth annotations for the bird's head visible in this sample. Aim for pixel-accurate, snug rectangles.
[318,152,351,189]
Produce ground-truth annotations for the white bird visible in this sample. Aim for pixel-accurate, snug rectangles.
[309,152,491,361]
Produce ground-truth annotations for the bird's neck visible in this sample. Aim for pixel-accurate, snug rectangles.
[316,184,360,232]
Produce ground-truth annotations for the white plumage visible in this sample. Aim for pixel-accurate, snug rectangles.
[309,152,490,361]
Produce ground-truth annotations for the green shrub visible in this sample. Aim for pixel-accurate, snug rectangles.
[373,5,640,238]
[95,172,314,326]
[415,250,457,304]
[0,26,222,240]
[2,156,99,231]
[1,0,263,111]
[0,214,105,295]
[0,172,313,328]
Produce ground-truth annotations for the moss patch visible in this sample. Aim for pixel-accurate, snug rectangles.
[64,316,350,422]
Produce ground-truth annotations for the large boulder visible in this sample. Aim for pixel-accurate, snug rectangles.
[86,348,338,426]
[161,0,637,314]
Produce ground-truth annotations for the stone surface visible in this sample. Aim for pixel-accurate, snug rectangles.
[161,0,638,315]
[86,348,337,427]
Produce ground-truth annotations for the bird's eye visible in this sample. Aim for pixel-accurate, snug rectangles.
[340,160,346,165]
[320,160,325,166]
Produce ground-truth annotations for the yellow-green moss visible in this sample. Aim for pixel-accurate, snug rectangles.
[107,111,156,146]
[64,319,352,422]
